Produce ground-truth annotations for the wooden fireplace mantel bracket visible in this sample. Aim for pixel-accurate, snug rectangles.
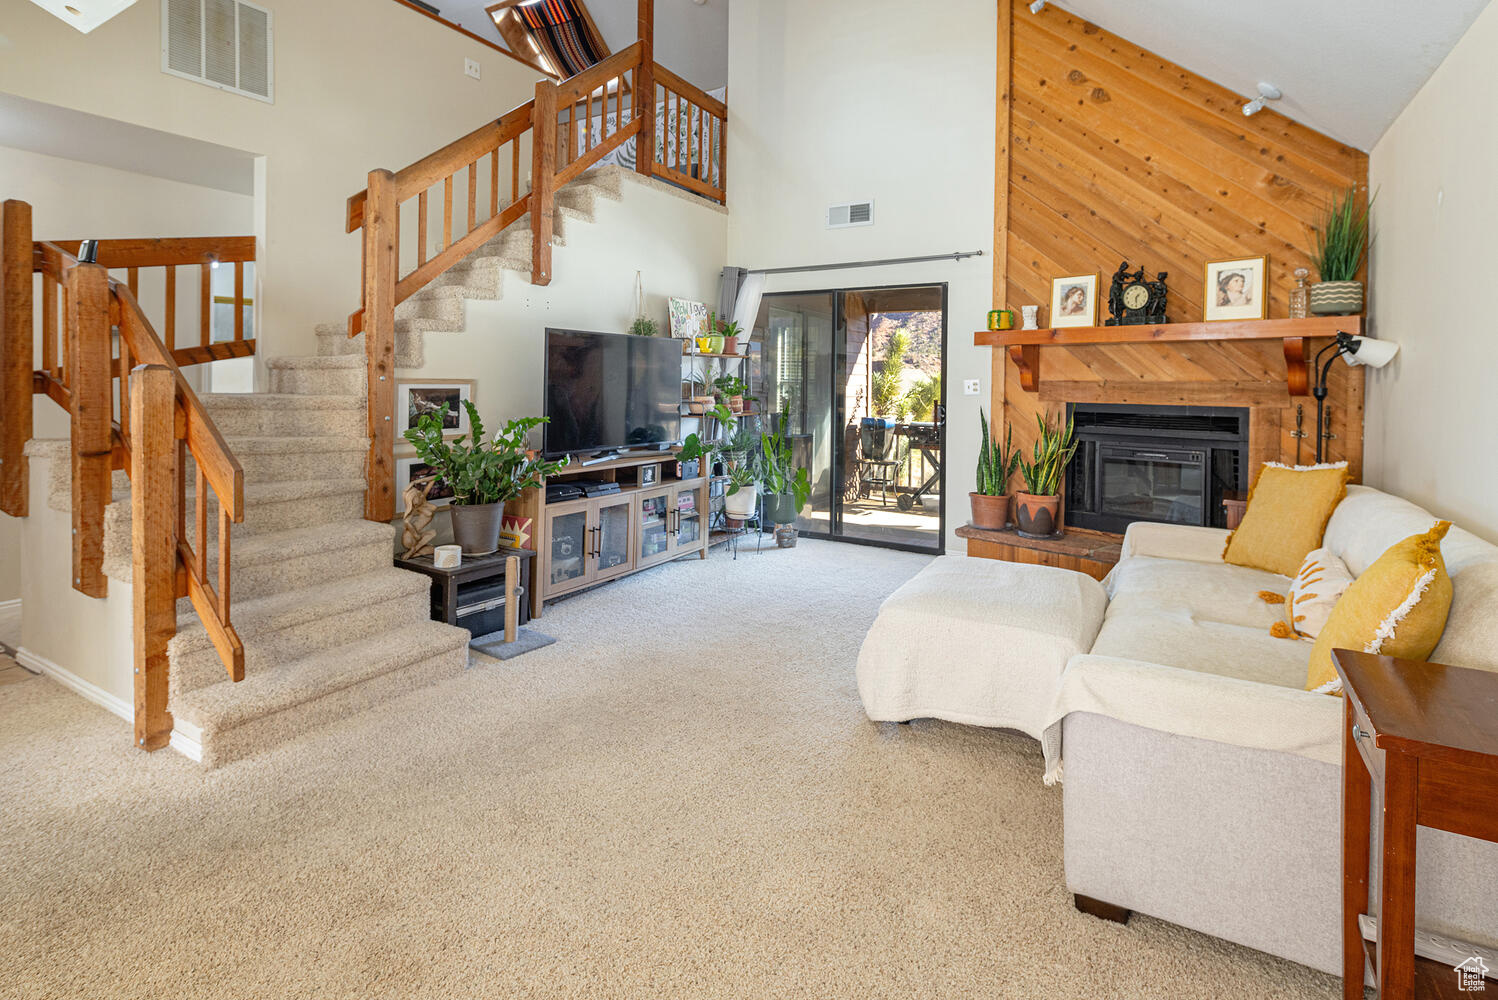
[977,316,1363,395]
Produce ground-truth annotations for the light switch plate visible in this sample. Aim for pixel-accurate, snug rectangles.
[465,58,481,80]
[963,379,981,396]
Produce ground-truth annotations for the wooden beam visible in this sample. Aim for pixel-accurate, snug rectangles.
[636,0,655,181]
[975,316,1361,348]
[490,8,558,78]
[991,0,1012,436]
[1,200,33,517]
[531,78,558,285]
[362,169,399,524]
[1039,379,1291,407]
[38,236,255,267]
[393,0,557,76]
[130,364,177,751]
[67,263,112,598]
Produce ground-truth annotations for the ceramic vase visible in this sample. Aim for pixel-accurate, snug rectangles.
[448,501,504,556]
[969,493,1010,531]
[1309,281,1364,316]
[1013,493,1061,538]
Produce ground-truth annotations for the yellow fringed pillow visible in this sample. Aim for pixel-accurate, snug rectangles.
[1223,462,1350,577]
[1305,521,1454,695]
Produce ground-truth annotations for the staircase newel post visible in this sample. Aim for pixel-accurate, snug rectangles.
[531,80,558,287]
[130,363,177,752]
[66,262,111,598]
[363,168,398,522]
[0,200,32,518]
[636,0,655,181]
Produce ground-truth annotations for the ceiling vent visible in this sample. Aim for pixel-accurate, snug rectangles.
[827,200,875,229]
[161,0,274,103]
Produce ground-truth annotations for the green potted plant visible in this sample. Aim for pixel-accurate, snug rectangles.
[712,372,755,414]
[628,316,659,337]
[718,320,744,356]
[404,401,570,555]
[685,370,714,414]
[723,463,758,522]
[1309,187,1370,316]
[678,402,735,477]
[1014,411,1078,539]
[756,411,812,533]
[971,408,1020,531]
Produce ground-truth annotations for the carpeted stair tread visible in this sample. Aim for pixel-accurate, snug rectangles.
[264,354,364,371]
[218,434,368,454]
[187,476,367,505]
[200,392,363,411]
[169,567,431,658]
[172,620,469,734]
[219,518,393,568]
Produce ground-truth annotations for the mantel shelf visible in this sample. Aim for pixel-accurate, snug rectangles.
[974,316,1363,396]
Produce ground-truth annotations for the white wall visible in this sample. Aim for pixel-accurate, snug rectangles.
[1366,0,1498,540]
[0,143,254,602]
[0,0,543,365]
[726,0,997,553]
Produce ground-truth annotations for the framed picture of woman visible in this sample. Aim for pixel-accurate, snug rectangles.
[1049,274,1100,328]
[1204,256,1268,322]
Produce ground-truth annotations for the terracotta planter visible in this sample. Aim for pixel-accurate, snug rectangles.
[1013,492,1061,538]
[729,395,744,413]
[969,492,1010,531]
[1310,280,1364,316]
[722,335,739,355]
[448,501,504,556]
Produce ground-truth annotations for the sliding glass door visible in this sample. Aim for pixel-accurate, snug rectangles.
[756,284,946,553]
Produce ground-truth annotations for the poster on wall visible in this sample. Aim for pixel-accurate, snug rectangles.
[668,297,709,341]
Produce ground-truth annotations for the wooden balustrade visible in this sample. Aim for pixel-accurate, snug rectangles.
[1,204,247,750]
[345,42,725,520]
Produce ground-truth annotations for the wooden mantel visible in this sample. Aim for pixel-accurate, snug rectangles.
[975,316,1364,397]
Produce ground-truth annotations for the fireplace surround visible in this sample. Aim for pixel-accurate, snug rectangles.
[1064,404,1249,534]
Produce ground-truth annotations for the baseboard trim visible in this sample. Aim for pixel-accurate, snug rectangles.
[15,645,201,762]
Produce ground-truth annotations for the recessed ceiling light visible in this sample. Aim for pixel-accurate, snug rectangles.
[27,0,138,34]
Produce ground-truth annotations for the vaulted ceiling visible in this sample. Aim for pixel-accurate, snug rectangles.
[1048,0,1492,150]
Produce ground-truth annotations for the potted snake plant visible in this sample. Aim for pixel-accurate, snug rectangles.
[1014,411,1078,539]
[404,401,569,555]
[971,408,1020,531]
[1310,187,1370,316]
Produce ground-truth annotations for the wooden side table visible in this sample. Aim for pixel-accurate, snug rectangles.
[395,547,536,643]
[1335,649,1498,999]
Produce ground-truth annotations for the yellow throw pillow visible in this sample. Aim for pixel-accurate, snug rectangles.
[1223,462,1350,577]
[1272,547,1355,640]
[1305,521,1454,695]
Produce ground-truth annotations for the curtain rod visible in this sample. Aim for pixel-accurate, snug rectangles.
[747,250,984,276]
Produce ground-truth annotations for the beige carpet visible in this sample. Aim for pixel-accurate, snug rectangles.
[0,539,1337,999]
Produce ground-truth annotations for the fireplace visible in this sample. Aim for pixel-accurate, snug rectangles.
[1064,404,1249,534]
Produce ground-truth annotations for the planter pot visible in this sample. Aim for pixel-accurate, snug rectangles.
[762,492,798,526]
[696,336,714,353]
[725,484,758,519]
[1310,280,1364,316]
[448,501,505,556]
[722,335,739,355]
[729,395,744,414]
[707,335,725,355]
[969,492,1011,531]
[774,525,798,548]
[1013,492,1061,539]
[679,458,700,479]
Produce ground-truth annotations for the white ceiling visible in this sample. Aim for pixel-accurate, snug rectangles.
[432,0,730,92]
[1049,0,1492,151]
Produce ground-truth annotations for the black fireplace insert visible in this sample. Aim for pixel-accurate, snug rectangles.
[1064,404,1249,534]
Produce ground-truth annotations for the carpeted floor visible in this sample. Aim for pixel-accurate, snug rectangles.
[0,540,1338,999]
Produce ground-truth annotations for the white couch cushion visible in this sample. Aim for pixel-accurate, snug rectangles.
[1091,607,1309,688]
[1105,555,1288,631]
[1325,485,1498,576]
[1434,560,1498,672]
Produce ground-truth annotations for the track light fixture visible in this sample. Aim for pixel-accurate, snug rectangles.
[1242,82,1283,117]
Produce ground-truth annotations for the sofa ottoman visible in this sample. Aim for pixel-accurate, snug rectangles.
[856,555,1107,737]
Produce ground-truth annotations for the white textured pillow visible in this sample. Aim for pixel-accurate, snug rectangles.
[1278,548,1354,640]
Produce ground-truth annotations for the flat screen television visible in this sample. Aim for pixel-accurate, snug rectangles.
[543,328,683,457]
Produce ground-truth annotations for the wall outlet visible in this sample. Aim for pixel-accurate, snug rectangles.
[963,379,981,396]
[465,58,481,80]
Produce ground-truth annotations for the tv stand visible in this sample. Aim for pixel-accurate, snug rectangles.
[508,450,708,619]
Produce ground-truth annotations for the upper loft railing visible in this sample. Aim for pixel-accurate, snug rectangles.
[345,39,727,521]
[0,200,249,752]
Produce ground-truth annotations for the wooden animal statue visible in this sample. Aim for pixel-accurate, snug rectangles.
[401,476,439,559]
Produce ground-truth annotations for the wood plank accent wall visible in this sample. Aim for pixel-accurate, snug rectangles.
[994,1,1370,479]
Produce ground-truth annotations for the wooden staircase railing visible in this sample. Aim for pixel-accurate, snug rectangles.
[345,34,728,521]
[0,200,248,751]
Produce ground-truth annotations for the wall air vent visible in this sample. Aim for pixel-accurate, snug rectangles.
[161,0,274,104]
[827,200,875,229]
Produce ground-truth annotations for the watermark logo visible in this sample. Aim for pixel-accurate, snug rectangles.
[1456,956,1490,992]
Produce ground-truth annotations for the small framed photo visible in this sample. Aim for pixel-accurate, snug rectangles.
[1049,274,1100,328]
[1204,256,1268,322]
[640,463,659,487]
[396,457,455,512]
[398,379,475,443]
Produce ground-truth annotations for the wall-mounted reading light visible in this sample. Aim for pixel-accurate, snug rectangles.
[27,0,137,34]
[1242,82,1283,117]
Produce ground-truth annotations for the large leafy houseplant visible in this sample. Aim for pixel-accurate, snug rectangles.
[1309,187,1370,316]
[404,401,570,553]
[970,408,1020,530]
[1014,412,1078,538]
[756,410,812,527]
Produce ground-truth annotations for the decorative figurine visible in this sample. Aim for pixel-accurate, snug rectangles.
[1021,305,1040,330]
[1105,261,1168,326]
[401,476,439,559]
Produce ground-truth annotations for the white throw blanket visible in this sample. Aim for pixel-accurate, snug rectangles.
[1039,653,1344,785]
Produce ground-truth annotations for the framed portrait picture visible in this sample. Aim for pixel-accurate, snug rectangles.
[640,463,659,487]
[668,297,709,340]
[1049,274,1100,328]
[397,379,475,445]
[1204,256,1268,322]
[396,456,455,512]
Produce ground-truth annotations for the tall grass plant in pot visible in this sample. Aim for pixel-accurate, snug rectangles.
[404,402,570,555]
[971,407,1019,530]
[1015,412,1078,538]
[1310,187,1370,316]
